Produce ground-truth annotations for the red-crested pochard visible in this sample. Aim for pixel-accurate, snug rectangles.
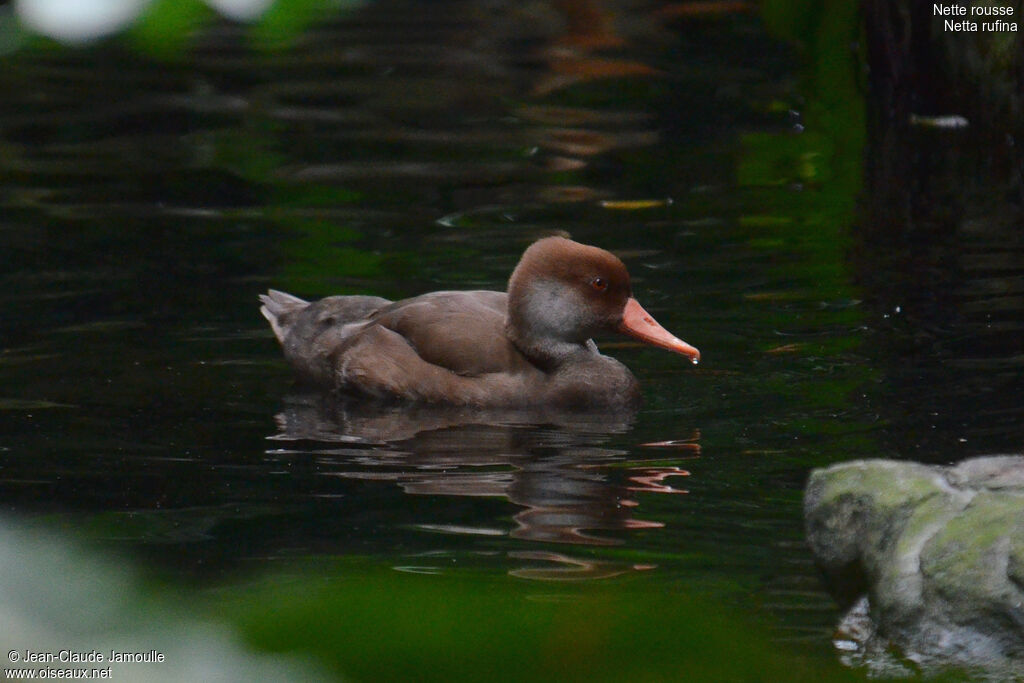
[260,236,699,409]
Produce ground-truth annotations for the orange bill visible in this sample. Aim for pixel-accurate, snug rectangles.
[618,297,700,362]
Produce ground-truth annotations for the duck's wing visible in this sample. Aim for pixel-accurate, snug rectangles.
[369,291,534,377]
[263,290,541,403]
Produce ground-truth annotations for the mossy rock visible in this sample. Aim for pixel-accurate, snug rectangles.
[805,455,1024,678]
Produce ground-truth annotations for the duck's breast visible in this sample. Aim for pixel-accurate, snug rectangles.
[546,353,642,410]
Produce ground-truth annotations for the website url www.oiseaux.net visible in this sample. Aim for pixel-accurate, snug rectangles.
[4,668,111,679]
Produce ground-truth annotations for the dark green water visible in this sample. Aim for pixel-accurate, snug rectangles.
[1,1,1021,680]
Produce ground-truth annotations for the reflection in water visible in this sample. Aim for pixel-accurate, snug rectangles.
[509,551,657,581]
[529,0,659,96]
[271,393,699,578]
[626,467,690,495]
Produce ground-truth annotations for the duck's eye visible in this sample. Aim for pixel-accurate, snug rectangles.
[590,276,608,292]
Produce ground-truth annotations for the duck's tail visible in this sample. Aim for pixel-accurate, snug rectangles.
[259,289,309,343]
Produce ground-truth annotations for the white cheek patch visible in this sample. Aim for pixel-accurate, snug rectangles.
[520,279,587,341]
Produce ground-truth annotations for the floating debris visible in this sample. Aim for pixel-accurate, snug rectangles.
[909,114,969,129]
[600,198,674,210]
[765,343,805,354]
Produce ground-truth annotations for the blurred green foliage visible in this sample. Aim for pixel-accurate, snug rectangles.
[128,0,214,55]
[3,520,861,682]
[6,0,364,54]
[218,558,860,683]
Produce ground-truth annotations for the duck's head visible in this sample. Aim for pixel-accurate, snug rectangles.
[506,236,700,364]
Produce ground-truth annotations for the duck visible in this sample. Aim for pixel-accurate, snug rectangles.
[259,236,699,409]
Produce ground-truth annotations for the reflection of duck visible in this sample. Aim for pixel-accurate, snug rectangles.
[270,392,696,550]
[261,237,699,409]
[269,391,636,444]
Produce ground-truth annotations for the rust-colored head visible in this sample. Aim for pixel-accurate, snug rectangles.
[507,236,699,362]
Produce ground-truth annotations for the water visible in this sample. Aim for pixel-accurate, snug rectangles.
[0,1,1021,679]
